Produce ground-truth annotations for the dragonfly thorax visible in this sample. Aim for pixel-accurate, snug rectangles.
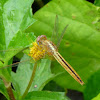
[41,40,58,56]
[36,35,58,56]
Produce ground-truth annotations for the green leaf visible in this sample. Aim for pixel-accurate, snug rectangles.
[0,0,35,62]
[26,0,100,92]
[0,0,35,74]
[0,0,35,98]
[84,70,100,100]
[92,93,100,100]
[94,0,100,6]
[24,91,70,100]
[11,54,54,97]
[43,81,65,92]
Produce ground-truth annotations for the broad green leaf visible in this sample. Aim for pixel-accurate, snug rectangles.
[0,0,35,75]
[24,91,70,100]
[0,0,35,62]
[92,93,100,100]
[94,0,100,6]
[0,0,35,98]
[84,70,100,100]
[11,54,54,98]
[26,0,100,92]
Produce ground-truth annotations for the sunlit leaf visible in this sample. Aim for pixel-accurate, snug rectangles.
[92,93,100,100]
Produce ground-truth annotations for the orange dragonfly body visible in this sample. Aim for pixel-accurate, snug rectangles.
[29,35,84,85]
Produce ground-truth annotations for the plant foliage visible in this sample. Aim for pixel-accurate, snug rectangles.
[0,0,100,100]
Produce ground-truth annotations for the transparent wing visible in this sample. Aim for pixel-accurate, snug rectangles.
[51,15,68,48]
[56,25,68,48]
[51,15,59,44]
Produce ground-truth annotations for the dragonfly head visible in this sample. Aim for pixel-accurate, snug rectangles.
[36,35,47,45]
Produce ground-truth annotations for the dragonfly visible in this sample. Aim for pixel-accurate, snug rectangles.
[28,16,84,85]
[0,15,84,85]
[28,34,84,85]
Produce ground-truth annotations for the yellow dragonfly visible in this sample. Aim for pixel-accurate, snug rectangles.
[0,16,84,85]
[29,34,84,85]
[28,15,84,85]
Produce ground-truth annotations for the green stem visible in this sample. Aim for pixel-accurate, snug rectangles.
[3,80,16,100]
[22,62,37,99]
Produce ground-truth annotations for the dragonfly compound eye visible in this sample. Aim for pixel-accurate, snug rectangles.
[36,35,47,45]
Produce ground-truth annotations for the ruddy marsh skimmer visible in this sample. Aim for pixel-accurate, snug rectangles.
[0,15,84,85]
[29,35,84,85]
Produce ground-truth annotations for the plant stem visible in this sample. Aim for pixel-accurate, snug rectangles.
[3,80,16,100]
[22,62,37,99]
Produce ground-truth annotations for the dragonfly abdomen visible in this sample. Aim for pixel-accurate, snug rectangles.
[53,51,84,85]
